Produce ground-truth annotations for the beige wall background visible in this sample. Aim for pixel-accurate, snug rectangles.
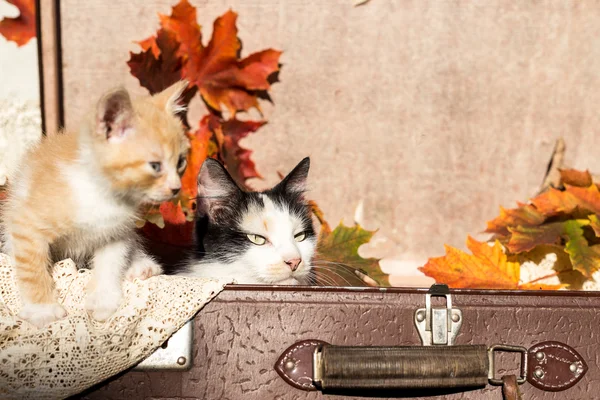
[59,0,600,284]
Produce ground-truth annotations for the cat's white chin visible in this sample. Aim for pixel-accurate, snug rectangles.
[273,277,301,285]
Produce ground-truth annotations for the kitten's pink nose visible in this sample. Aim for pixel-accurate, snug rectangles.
[285,258,301,271]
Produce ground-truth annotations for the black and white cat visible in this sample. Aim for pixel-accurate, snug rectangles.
[180,157,316,285]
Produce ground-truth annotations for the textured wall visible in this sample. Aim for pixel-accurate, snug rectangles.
[59,0,600,282]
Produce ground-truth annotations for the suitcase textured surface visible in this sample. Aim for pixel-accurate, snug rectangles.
[76,287,600,399]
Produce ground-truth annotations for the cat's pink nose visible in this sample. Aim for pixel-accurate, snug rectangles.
[285,258,301,271]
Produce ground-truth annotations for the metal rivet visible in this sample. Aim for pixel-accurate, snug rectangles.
[534,367,544,379]
[535,351,545,361]
[570,363,578,373]
[451,313,460,322]
[284,360,296,371]
[416,311,425,322]
[177,357,186,366]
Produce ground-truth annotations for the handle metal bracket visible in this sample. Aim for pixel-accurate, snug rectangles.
[488,344,528,386]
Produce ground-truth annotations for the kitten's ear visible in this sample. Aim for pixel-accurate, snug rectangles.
[198,158,241,223]
[276,157,310,194]
[96,87,134,141]
[154,80,189,115]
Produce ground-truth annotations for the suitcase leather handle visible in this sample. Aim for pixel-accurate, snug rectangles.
[275,340,587,395]
[313,344,488,391]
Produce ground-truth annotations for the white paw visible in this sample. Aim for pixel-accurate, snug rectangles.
[125,259,163,281]
[18,303,67,328]
[85,289,122,322]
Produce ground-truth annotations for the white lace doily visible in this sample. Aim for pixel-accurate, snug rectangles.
[0,253,231,399]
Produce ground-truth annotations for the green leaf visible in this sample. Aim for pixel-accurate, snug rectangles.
[563,220,600,279]
[507,222,566,253]
[313,222,390,287]
[507,219,590,253]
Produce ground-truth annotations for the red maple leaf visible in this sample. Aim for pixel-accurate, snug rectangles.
[128,29,184,96]
[129,1,277,238]
[207,115,265,186]
[0,0,36,46]
[129,0,281,116]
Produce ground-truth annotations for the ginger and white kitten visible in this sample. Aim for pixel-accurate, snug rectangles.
[1,81,190,328]
[181,157,316,285]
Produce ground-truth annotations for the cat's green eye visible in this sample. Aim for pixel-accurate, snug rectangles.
[177,155,187,172]
[149,162,162,173]
[247,234,267,246]
[294,232,307,242]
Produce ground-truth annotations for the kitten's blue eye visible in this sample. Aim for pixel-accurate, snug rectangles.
[149,162,162,173]
[247,234,266,245]
[294,232,306,242]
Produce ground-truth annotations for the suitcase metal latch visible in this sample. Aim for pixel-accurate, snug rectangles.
[414,284,462,346]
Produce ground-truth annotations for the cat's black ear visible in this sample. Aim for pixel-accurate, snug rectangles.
[276,157,310,195]
[96,87,134,141]
[198,158,241,223]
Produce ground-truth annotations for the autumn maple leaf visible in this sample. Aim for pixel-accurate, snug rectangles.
[129,0,281,116]
[588,214,600,237]
[128,29,184,96]
[487,180,600,240]
[479,168,600,290]
[310,199,389,287]
[207,115,265,186]
[0,0,35,46]
[129,2,278,237]
[562,220,600,279]
[531,184,600,217]
[559,169,593,188]
[486,203,545,236]
[419,236,562,290]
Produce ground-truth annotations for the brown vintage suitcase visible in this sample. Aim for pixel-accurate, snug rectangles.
[74,285,599,400]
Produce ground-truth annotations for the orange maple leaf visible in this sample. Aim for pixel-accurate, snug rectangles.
[178,115,213,215]
[419,236,562,290]
[531,184,600,217]
[486,202,545,236]
[0,0,35,46]
[139,116,213,245]
[559,169,593,188]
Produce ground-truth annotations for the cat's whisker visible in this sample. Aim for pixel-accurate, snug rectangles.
[313,259,359,269]
[311,262,380,287]
[309,265,356,286]
[315,273,344,287]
